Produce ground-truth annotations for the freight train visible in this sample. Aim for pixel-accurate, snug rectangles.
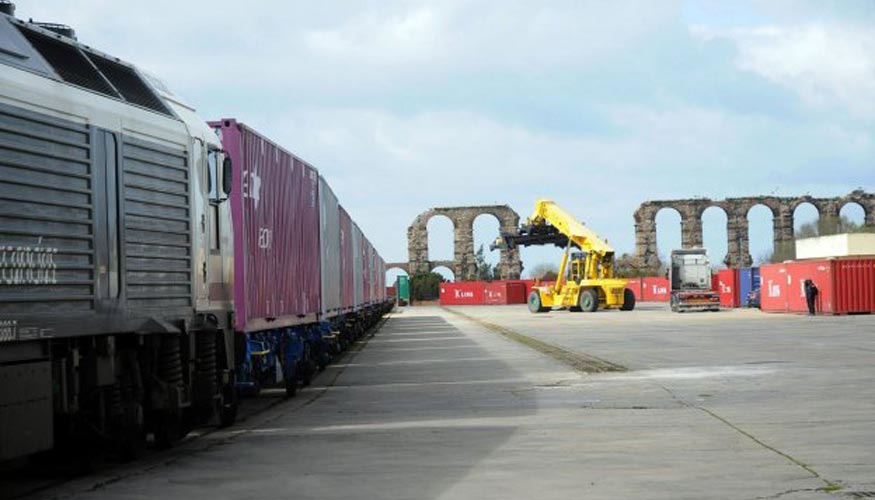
[0,5,390,461]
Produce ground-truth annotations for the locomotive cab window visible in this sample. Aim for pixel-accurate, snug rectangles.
[207,150,221,250]
[207,150,220,202]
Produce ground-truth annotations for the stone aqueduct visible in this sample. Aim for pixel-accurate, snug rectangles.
[388,191,875,281]
[388,205,523,281]
[634,190,875,269]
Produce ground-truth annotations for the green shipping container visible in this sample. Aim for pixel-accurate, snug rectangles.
[396,275,410,301]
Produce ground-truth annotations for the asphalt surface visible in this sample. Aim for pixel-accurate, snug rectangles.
[20,304,875,499]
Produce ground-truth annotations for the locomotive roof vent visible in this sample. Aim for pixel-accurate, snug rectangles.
[0,2,14,16]
[14,23,172,116]
[30,21,76,40]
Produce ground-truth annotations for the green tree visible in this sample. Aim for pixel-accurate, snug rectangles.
[614,253,661,278]
[529,262,559,281]
[796,215,871,238]
[474,244,499,281]
[409,272,445,301]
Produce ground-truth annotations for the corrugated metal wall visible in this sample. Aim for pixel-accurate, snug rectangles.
[219,120,321,331]
[339,207,354,310]
[318,176,341,316]
[351,222,363,309]
[362,238,372,304]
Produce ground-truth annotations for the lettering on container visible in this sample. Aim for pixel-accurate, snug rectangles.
[651,285,667,294]
[720,282,732,294]
[258,228,272,249]
[454,289,474,299]
[243,170,262,209]
[0,319,17,342]
[767,280,781,297]
[0,244,58,285]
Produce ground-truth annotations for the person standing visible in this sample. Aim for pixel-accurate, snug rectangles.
[803,279,818,315]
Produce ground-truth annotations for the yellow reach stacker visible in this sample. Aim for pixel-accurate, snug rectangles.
[492,199,635,313]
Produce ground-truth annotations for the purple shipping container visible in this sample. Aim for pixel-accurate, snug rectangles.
[212,119,320,332]
[339,207,355,310]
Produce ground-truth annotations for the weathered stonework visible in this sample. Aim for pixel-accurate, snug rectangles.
[388,205,522,281]
[633,190,875,269]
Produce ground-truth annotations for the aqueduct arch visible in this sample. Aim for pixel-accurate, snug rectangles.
[634,190,875,269]
[388,205,523,281]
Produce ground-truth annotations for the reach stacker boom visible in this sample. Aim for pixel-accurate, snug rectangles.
[492,199,635,313]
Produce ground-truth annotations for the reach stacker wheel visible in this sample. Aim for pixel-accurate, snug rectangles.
[620,288,636,311]
[528,291,548,313]
[579,289,598,313]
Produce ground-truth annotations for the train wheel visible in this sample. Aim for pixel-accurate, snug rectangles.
[218,382,237,427]
[154,414,183,450]
[284,364,298,398]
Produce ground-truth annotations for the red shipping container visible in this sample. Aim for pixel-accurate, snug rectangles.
[339,207,355,311]
[833,258,875,314]
[624,278,643,301]
[785,260,833,314]
[482,282,506,305]
[481,281,528,305]
[761,258,875,315]
[213,119,320,333]
[642,277,670,302]
[760,264,788,312]
[711,273,719,293]
[717,268,740,308]
[440,282,485,305]
[506,282,527,304]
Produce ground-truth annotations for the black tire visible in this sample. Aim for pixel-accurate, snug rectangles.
[620,288,636,311]
[218,383,237,427]
[301,360,314,387]
[154,414,183,450]
[528,291,547,313]
[285,365,298,398]
[116,428,146,462]
[579,289,598,312]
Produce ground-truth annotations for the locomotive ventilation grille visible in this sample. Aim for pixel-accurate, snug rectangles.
[16,25,172,116]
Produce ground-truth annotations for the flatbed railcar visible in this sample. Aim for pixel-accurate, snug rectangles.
[0,5,391,461]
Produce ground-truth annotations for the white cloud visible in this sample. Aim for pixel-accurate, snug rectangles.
[16,1,874,270]
[692,23,875,118]
[259,104,873,264]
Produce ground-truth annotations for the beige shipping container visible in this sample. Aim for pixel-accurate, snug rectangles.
[795,233,875,260]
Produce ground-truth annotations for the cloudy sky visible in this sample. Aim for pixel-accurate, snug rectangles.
[23,0,875,277]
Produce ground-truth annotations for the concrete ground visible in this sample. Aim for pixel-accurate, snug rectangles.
[36,304,875,500]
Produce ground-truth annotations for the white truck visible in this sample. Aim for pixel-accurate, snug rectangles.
[669,249,721,312]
